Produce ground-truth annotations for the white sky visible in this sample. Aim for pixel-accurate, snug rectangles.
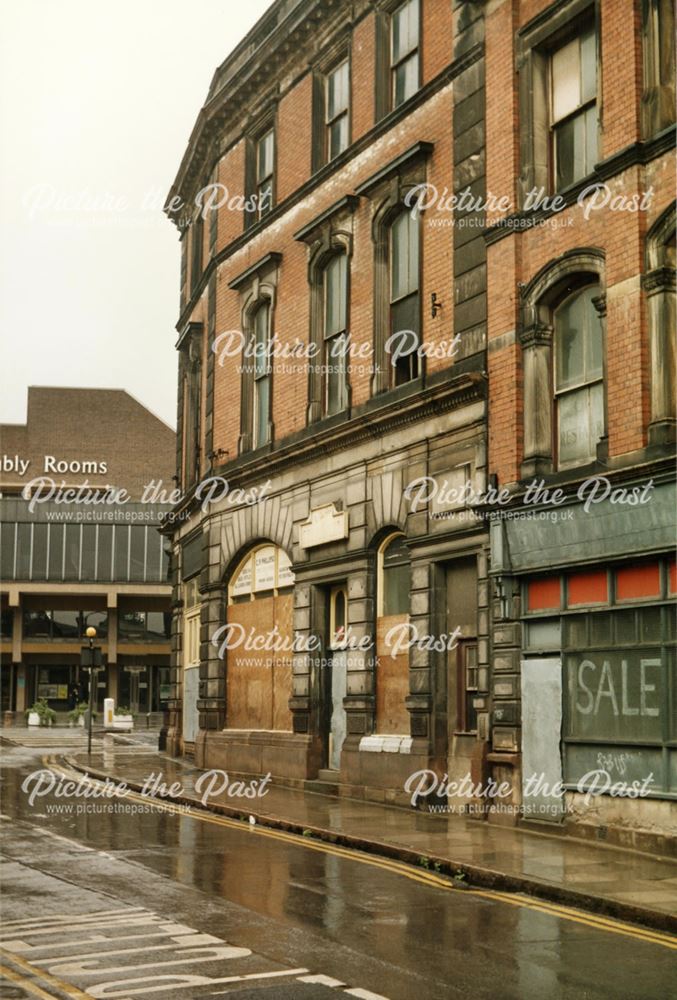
[0,0,273,429]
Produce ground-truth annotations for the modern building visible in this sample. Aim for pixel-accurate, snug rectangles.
[165,0,675,846]
[0,387,176,721]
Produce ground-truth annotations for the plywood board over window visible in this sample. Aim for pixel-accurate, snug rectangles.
[376,612,410,734]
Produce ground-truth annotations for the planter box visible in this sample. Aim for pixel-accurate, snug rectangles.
[27,712,40,727]
[112,716,133,731]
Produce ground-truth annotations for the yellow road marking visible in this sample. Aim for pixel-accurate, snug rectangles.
[0,948,93,999]
[45,757,677,952]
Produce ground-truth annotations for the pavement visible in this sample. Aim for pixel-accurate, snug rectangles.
[51,738,677,935]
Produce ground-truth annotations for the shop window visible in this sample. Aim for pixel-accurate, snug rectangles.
[379,533,410,616]
[228,545,295,602]
[389,209,420,387]
[567,569,608,606]
[0,608,12,639]
[183,576,201,668]
[527,577,561,612]
[119,612,170,642]
[616,564,661,601]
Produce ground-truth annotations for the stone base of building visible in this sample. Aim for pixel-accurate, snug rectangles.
[559,792,677,857]
[339,738,446,809]
[194,729,322,782]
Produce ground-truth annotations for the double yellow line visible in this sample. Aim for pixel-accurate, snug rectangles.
[46,758,677,953]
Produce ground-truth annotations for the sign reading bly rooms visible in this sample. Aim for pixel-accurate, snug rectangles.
[1,455,108,476]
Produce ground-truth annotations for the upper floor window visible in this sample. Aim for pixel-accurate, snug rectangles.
[554,285,604,468]
[190,214,204,293]
[326,60,349,161]
[391,0,420,108]
[256,129,274,220]
[550,25,598,190]
[390,209,420,386]
[641,0,676,136]
[252,301,272,449]
[323,253,349,414]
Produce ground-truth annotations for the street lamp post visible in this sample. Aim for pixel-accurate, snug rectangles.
[84,626,100,757]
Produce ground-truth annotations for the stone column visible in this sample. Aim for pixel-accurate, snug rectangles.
[520,323,553,477]
[644,267,676,446]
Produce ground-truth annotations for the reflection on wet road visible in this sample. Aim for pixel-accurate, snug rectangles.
[1,743,675,999]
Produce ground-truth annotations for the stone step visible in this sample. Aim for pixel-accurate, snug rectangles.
[304,778,339,797]
[317,768,340,783]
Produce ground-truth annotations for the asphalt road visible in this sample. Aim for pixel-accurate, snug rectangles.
[0,742,675,1000]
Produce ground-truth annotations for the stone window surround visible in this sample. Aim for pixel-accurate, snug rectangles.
[518,248,607,479]
[244,103,278,230]
[228,252,282,456]
[373,0,422,123]
[355,140,433,396]
[640,0,676,138]
[516,0,601,207]
[295,195,359,424]
[644,202,676,446]
[310,31,352,174]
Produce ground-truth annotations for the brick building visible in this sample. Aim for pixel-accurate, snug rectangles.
[0,388,176,721]
[165,0,675,843]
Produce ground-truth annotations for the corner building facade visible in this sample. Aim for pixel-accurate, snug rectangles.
[166,0,492,804]
[166,0,676,842]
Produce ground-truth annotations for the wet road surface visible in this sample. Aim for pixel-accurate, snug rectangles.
[1,743,675,999]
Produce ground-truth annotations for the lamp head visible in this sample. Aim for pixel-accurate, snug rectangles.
[85,626,97,639]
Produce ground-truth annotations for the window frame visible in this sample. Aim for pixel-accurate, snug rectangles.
[517,0,601,205]
[325,58,350,162]
[388,208,421,388]
[548,23,598,192]
[322,251,349,416]
[377,531,411,618]
[390,0,421,110]
[255,128,275,221]
[251,300,273,450]
[552,284,605,470]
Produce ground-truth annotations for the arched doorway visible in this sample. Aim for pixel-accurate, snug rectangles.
[224,544,295,731]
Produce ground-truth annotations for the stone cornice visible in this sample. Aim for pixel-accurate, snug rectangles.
[163,369,486,530]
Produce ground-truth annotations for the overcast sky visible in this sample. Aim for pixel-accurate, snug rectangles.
[0,0,273,430]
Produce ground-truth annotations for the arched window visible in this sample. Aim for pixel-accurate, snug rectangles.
[554,285,604,468]
[519,250,606,477]
[323,253,348,415]
[389,210,420,387]
[378,533,410,617]
[252,301,272,450]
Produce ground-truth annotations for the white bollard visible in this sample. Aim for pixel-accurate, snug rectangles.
[103,697,115,729]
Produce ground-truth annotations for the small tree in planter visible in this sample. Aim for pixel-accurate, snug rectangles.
[68,702,89,728]
[26,699,57,728]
